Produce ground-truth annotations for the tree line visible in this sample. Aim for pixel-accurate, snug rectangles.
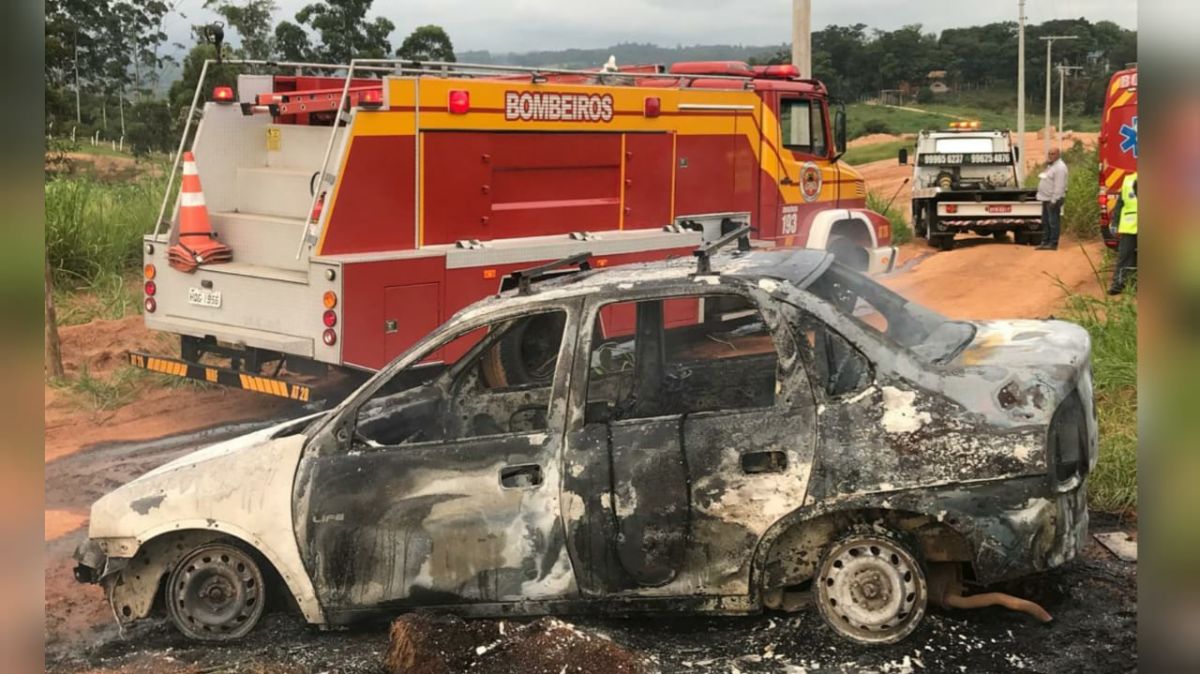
[45,0,456,156]
[753,17,1135,111]
[45,3,1134,157]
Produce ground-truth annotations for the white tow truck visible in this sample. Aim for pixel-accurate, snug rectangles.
[901,124,1042,251]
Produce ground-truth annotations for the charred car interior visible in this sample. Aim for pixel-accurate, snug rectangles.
[76,246,1097,645]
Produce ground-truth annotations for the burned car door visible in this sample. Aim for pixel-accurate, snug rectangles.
[294,306,579,620]
[563,288,817,599]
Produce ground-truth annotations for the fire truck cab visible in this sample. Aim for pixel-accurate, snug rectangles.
[137,59,896,398]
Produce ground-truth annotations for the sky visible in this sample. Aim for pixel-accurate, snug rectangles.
[165,0,1137,55]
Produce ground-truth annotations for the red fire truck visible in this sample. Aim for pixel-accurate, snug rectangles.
[134,59,898,399]
[1097,67,1137,247]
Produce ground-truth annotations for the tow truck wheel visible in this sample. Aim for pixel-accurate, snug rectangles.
[815,527,928,645]
[166,543,266,641]
[992,231,1008,242]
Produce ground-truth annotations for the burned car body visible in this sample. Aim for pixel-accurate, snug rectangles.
[76,247,1096,644]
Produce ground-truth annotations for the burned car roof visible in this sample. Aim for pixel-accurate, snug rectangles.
[514,248,835,297]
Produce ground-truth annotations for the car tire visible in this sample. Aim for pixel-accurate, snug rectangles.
[827,235,869,272]
[481,312,565,388]
[815,527,928,645]
[166,542,267,641]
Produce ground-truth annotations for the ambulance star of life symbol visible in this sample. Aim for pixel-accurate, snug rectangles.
[1119,116,1138,159]
[800,162,823,202]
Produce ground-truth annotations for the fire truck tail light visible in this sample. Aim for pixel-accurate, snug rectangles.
[322,329,337,346]
[360,89,383,107]
[322,291,337,309]
[644,96,661,117]
[144,281,156,296]
[448,90,470,114]
[322,310,337,327]
[144,264,156,280]
[144,297,157,313]
[213,86,235,103]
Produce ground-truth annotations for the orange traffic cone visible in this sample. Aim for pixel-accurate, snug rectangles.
[167,152,232,272]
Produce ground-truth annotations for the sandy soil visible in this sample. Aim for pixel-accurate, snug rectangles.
[43,239,1131,672]
[854,131,1099,223]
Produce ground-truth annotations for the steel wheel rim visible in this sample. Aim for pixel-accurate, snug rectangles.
[817,535,926,644]
[169,545,264,639]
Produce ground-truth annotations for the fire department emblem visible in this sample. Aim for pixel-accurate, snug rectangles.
[800,162,822,202]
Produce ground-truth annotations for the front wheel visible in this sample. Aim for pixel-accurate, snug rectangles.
[166,543,266,641]
[815,528,928,645]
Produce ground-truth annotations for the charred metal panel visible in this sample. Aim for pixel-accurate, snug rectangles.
[561,422,635,595]
[301,435,574,613]
[609,416,689,586]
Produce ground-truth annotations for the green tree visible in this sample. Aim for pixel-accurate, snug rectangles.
[127,99,174,156]
[204,0,278,60]
[276,0,395,63]
[396,24,456,62]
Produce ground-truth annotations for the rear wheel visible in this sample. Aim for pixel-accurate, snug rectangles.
[992,230,1008,242]
[166,543,266,641]
[930,234,955,251]
[815,528,928,645]
[913,204,928,238]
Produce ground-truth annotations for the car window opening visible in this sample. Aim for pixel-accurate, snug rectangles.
[356,310,567,447]
[585,294,779,423]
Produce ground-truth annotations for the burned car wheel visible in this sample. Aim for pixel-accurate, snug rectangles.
[815,528,928,645]
[166,543,266,641]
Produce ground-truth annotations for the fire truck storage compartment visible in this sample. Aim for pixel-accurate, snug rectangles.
[421,131,674,244]
[318,133,416,255]
[188,102,347,270]
[384,283,442,363]
[673,113,758,219]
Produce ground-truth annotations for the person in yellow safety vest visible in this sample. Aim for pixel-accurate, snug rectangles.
[1108,171,1138,295]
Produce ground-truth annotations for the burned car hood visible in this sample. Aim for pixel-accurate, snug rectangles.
[88,414,322,541]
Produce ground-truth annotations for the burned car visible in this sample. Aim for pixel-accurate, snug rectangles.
[76,240,1095,645]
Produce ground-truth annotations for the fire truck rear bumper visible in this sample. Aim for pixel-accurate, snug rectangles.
[127,351,314,401]
[868,244,899,275]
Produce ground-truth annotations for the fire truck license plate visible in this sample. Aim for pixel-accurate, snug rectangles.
[986,205,1012,213]
[188,287,222,308]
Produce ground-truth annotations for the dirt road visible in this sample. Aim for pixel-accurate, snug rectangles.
[44,240,1132,673]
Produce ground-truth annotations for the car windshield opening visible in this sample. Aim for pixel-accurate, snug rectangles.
[805,263,975,363]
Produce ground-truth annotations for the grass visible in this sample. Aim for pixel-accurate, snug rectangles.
[46,174,164,294]
[1023,140,1101,240]
[867,190,912,244]
[1059,259,1137,513]
[52,364,148,411]
[842,139,913,166]
[53,272,142,325]
[848,95,1099,141]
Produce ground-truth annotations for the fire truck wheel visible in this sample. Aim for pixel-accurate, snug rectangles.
[481,312,566,388]
[827,235,869,272]
[931,235,955,251]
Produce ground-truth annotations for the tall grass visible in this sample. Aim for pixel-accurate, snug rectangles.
[867,190,913,244]
[45,175,165,287]
[1061,273,1137,513]
[1024,141,1101,241]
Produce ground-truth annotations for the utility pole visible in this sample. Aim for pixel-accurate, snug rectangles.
[1039,35,1078,157]
[792,0,812,78]
[1016,0,1026,178]
[1056,64,1084,149]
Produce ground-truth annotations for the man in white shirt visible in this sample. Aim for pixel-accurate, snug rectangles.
[1035,147,1069,250]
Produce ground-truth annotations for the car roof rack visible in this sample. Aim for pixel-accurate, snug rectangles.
[511,252,593,295]
[693,223,752,274]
